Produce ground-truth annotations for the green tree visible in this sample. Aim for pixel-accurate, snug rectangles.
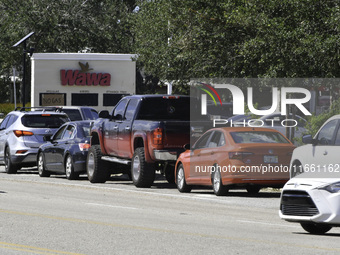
[0,0,138,103]
[134,0,340,80]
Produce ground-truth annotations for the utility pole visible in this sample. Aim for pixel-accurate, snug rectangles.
[13,32,35,108]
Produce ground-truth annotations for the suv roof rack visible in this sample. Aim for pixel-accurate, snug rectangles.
[14,106,58,112]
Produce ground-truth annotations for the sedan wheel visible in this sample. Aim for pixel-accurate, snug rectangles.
[65,155,78,180]
[176,164,191,193]
[212,166,228,196]
[300,222,332,235]
[37,152,50,177]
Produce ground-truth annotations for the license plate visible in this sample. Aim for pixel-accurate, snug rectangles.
[264,155,278,163]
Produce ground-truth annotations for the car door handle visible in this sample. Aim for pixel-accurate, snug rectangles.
[323,151,328,155]
[125,126,131,131]
[113,126,118,130]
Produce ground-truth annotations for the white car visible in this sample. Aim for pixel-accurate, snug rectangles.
[279,114,340,234]
[258,113,307,143]
[279,175,340,234]
[289,114,340,178]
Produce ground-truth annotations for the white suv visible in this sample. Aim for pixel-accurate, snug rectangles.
[0,109,69,173]
[53,106,98,121]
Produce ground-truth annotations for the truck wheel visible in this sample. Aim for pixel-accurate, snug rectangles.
[87,145,109,183]
[4,147,18,174]
[131,147,155,188]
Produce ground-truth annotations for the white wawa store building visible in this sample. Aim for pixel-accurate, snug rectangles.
[31,53,136,111]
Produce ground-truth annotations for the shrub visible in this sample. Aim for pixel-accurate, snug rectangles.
[0,103,31,116]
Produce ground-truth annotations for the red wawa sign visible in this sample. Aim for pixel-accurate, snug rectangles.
[60,62,111,86]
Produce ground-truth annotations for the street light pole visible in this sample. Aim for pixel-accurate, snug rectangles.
[22,40,27,107]
[13,32,35,108]
[13,67,17,108]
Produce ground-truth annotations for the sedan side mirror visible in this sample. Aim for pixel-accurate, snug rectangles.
[302,135,317,145]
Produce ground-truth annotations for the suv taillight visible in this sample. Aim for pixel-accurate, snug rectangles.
[153,128,163,145]
[13,130,34,137]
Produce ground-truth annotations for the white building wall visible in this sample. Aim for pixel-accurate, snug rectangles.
[31,53,136,111]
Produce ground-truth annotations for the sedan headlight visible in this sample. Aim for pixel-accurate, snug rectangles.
[322,182,340,193]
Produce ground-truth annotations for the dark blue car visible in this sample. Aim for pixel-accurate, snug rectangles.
[37,120,92,179]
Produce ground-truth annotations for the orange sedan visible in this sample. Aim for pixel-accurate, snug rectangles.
[175,127,295,195]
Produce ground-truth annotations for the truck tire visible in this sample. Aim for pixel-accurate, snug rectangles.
[131,147,155,188]
[87,145,110,183]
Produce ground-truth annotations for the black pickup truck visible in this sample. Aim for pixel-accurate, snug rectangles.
[87,95,191,187]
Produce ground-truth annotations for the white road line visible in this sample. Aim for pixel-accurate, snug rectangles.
[27,179,234,203]
[0,177,242,204]
[85,202,138,210]
[237,219,300,228]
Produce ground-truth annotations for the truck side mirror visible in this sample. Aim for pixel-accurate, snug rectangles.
[99,110,110,119]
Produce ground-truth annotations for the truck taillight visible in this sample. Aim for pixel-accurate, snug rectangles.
[13,130,34,137]
[153,128,163,145]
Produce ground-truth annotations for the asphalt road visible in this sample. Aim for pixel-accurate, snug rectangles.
[1,166,340,255]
